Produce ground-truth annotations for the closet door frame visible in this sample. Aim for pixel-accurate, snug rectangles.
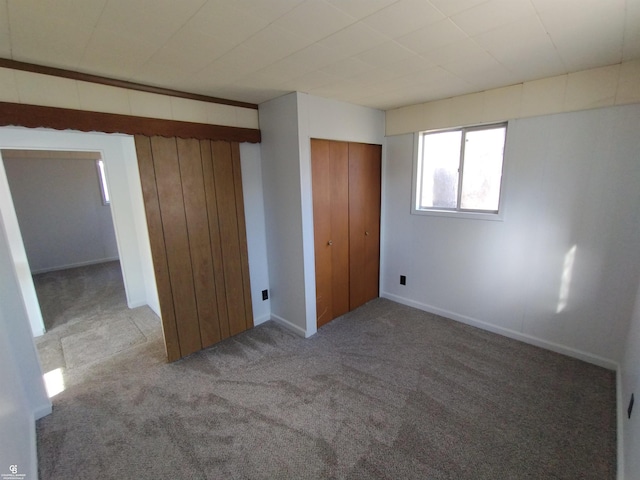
[311,138,381,328]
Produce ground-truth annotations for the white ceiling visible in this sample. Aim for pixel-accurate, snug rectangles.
[1,0,639,110]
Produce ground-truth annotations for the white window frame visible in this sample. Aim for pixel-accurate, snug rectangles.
[411,122,508,221]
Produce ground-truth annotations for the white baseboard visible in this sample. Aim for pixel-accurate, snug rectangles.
[31,257,120,275]
[270,314,309,338]
[253,313,271,326]
[381,292,618,371]
[33,402,52,420]
[127,300,147,309]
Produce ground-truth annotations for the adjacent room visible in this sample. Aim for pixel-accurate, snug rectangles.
[1,0,639,479]
[2,149,163,385]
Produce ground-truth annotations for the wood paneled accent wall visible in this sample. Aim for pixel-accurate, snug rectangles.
[135,135,253,361]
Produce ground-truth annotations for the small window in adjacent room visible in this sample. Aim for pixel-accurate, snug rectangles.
[413,123,507,219]
[96,159,110,205]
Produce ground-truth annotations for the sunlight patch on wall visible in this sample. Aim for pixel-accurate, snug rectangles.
[557,245,577,314]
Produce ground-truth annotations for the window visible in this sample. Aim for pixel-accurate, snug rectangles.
[414,123,507,218]
[96,159,110,205]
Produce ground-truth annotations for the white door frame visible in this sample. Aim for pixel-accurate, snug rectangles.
[0,127,159,336]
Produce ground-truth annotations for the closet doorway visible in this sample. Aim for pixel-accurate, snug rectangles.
[311,139,381,327]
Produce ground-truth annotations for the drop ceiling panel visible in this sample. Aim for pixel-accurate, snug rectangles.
[355,41,417,68]
[428,0,491,17]
[443,53,519,90]
[241,25,314,62]
[473,16,566,80]
[233,0,304,23]
[1,0,637,111]
[318,23,388,59]
[396,19,467,55]
[9,15,93,69]
[383,55,436,77]
[272,0,356,43]
[95,0,207,45]
[421,38,487,66]
[624,0,640,60]
[538,1,625,71]
[363,0,445,38]
[450,0,537,37]
[326,0,399,20]
[80,28,159,79]
[0,1,11,58]
[290,70,341,92]
[144,29,236,73]
[319,58,376,79]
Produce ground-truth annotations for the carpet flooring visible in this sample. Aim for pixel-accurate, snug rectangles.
[33,261,162,376]
[36,288,616,479]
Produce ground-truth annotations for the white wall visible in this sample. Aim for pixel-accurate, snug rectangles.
[259,93,308,336]
[0,128,160,336]
[239,142,271,325]
[622,279,640,479]
[3,154,119,273]
[382,104,640,368]
[299,93,385,336]
[259,92,385,337]
[0,205,50,480]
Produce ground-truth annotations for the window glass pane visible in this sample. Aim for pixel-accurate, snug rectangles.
[460,126,505,211]
[420,130,461,209]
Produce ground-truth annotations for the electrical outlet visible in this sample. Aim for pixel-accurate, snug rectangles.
[400,275,406,286]
[629,393,634,419]
[262,289,269,301]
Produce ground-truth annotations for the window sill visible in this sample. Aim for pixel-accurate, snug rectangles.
[411,208,504,221]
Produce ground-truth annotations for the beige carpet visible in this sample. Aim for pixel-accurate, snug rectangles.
[35,284,616,479]
[33,261,162,379]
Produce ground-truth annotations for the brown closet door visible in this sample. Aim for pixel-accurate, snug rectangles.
[311,139,350,327]
[135,135,253,362]
[348,142,381,310]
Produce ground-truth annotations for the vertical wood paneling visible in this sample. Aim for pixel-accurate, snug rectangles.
[135,135,181,362]
[136,136,254,361]
[177,138,221,347]
[150,136,202,357]
[200,140,231,340]
[231,142,254,331]
[212,141,246,336]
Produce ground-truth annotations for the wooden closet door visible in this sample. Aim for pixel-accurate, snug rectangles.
[311,139,349,327]
[135,135,253,362]
[348,142,381,310]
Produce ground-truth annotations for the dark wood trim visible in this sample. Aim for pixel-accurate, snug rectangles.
[0,102,261,143]
[0,58,258,110]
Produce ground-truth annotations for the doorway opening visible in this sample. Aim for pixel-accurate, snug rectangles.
[0,127,162,398]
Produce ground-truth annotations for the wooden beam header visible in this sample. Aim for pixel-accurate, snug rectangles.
[0,102,261,143]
